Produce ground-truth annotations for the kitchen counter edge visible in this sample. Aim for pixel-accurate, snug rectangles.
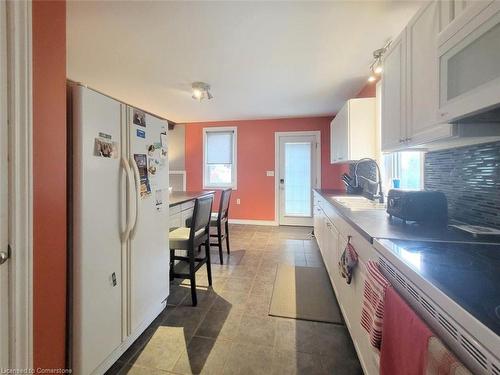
[169,190,215,208]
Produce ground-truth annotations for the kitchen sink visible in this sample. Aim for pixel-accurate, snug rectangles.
[332,196,386,211]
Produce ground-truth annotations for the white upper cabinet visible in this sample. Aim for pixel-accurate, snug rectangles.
[406,1,441,142]
[438,1,500,122]
[381,30,407,151]
[440,0,477,29]
[330,98,376,163]
[331,103,349,163]
[381,0,500,152]
[382,1,442,152]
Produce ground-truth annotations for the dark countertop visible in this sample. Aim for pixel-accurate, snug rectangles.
[169,190,215,208]
[378,239,500,337]
[373,239,500,366]
[314,189,500,244]
[316,188,500,365]
[316,188,500,364]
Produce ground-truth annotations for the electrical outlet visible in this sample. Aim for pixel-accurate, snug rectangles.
[236,198,241,205]
[266,171,275,177]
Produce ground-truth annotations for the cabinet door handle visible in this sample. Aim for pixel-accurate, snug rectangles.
[0,250,9,265]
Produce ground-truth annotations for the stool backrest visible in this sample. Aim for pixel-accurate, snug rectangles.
[191,194,214,239]
[217,188,232,222]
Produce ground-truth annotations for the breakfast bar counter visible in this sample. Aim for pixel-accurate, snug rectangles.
[169,190,215,208]
[169,190,215,229]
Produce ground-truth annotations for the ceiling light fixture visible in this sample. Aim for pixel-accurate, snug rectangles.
[368,40,391,82]
[191,82,213,101]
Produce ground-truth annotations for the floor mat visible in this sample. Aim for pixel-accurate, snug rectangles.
[269,264,343,324]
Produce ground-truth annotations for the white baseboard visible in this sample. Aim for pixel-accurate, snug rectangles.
[228,219,278,226]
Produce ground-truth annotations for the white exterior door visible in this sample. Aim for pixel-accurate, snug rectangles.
[0,0,9,369]
[277,132,320,226]
[128,109,169,333]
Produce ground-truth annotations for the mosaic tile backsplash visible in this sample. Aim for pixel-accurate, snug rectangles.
[424,141,500,229]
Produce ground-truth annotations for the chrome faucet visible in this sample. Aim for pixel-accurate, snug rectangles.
[354,158,384,204]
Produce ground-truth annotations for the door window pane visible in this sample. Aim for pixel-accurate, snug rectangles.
[284,142,311,216]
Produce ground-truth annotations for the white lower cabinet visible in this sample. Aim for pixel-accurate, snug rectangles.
[324,218,339,277]
[313,192,380,375]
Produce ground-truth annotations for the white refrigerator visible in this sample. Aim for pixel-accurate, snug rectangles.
[71,84,170,374]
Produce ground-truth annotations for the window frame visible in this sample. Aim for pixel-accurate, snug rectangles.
[382,151,424,191]
[202,126,237,189]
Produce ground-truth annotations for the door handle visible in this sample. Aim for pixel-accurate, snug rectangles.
[0,247,10,265]
[130,156,141,240]
[121,157,134,242]
[280,179,284,184]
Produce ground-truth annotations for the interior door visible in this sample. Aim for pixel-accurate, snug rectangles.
[278,133,318,226]
[128,109,169,333]
[0,0,9,368]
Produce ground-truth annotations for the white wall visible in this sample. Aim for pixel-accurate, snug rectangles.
[168,123,185,170]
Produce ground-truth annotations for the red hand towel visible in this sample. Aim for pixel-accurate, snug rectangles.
[380,286,433,375]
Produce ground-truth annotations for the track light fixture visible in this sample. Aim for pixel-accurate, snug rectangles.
[367,41,391,82]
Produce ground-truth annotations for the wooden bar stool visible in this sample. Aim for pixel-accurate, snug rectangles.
[210,188,232,264]
[169,194,214,306]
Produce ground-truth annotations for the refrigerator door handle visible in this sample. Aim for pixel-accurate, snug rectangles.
[121,157,135,242]
[130,156,141,239]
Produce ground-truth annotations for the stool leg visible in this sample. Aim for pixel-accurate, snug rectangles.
[225,221,231,254]
[217,225,223,265]
[205,239,212,286]
[169,249,175,281]
[189,247,197,306]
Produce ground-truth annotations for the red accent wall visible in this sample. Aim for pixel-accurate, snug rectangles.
[32,0,67,370]
[185,117,349,221]
[356,81,378,98]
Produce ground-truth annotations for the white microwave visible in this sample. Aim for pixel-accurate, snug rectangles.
[438,1,500,122]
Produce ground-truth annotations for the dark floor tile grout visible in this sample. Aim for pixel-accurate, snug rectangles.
[106,225,361,375]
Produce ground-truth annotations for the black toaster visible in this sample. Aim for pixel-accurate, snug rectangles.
[387,189,448,224]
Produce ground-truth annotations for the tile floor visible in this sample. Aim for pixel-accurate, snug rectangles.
[107,225,362,375]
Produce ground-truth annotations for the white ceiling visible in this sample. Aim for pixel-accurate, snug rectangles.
[67,1,420,123]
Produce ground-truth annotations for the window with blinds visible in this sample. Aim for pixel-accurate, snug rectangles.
[203,127,237,188]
